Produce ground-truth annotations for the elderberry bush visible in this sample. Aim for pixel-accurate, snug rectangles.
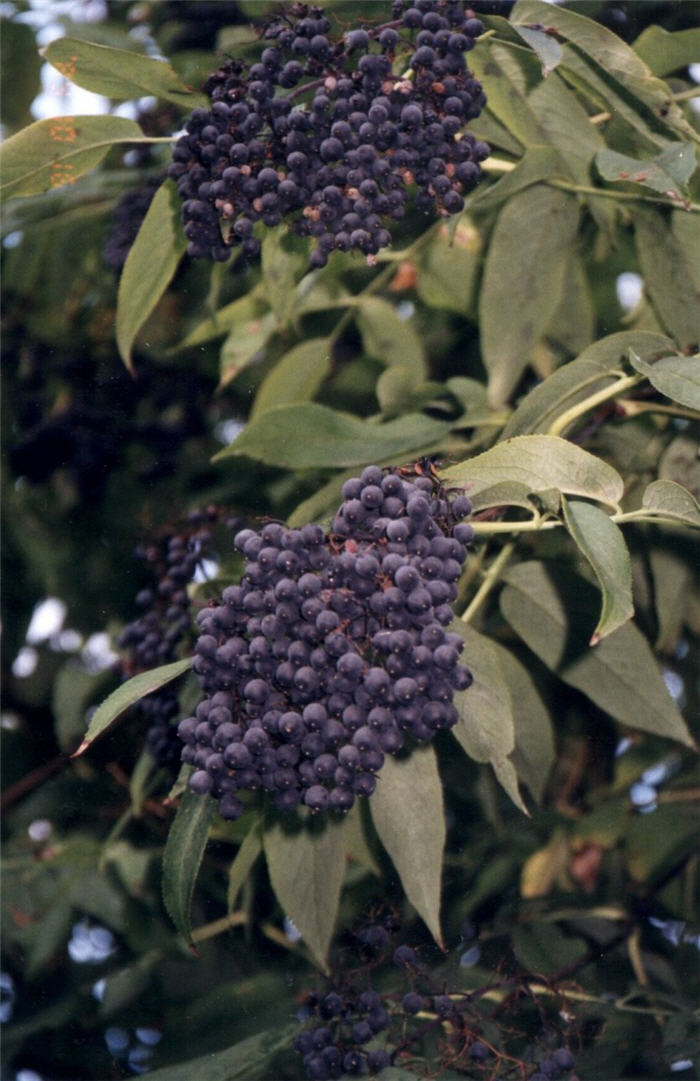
[167,0,489,267]
[179,464,473,819]
[119,507,238,768]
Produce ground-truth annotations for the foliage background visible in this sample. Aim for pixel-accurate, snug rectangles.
[1,1,699,1079]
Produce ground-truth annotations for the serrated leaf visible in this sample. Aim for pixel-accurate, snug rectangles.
[72,658,192,757]
[633,26,700,77]
[264,815,346,971]
[562,498,634,642]
[162,786,215,947]
[116,180,186,371]
[500,561,694,747]
[502,331,674,438]
[634,209,700,350]
[496,648,555,804]
[357,296,425,380]
[0,114,144,198]
[213,403,451,469]
[144,1024,297,1081]
[596,144,696,205]
[629,351,700,411]
[227,819,263,913]
[479,184,580,406]
[219,311,277,388]
[43,38,207,108]
[251,338,332,420]
[370,747,445,947]
[514,25,563,76]
[642,480,700,528]
[442,435,624,510]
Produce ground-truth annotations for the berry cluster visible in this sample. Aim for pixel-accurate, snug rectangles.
[119,507,238,768]
[167,1,488,267]
[103,178,161,275]
[295,989,393,1079]
[179,464,473,819]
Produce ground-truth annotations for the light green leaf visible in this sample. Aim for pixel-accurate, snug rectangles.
[514,25,563,75]
[500,561,694,746]
[442,435,624,510]
[546,253,595,358]
[629,351,700,411]
[264,815,346,971]
[465,481,539,515]
[43,38,208,108]
[261,226,311,327]
[227,819,263,914]
[491,756,529,815]
[496,648,555,804]
[344,802,381,877]
[642,480,700,528]
[416,224,481,313]
[376,367,432,418]
[479,184,580,406]
[175,292,265,350]
[213,403,452,469]
[357,296,425,380]
[72,657,192,757]
[220,311,277,388]
[144,1025,297,1081]
[596,144,696,205]
[469,146,563,214]
[116,179,186,371]
[251,338,332,420]
[502,331,674,438]
[370,747,445,947]
[633,26,700,78]
[469,42,548,147]
[562,498,634,641]
[0,114,144,198]
[162,786,215,947]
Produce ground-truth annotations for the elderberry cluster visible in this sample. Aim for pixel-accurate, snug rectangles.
[119,507,238,768]
[167,0,488,267]
[179,464,473,819]
[103,179,160,275]
[295,989,393,1078]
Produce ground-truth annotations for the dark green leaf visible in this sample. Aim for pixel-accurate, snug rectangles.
[502,331,674,438]
[144,1024,297,1081]
[514,25,563,76]
[500,561,694,746]
[562,498,634,642]
[251,338,333,420]
[116,180,187,371]
[219,312,277,388]
[1,19,42,132]
[264,814,346,970]
[0,114,144,198]
[596,144,696,205]
[72,657,192,757]
[227,819,263,913]
[626,806,699,884]
[213,404,452,469]
[442,435,624,510]
[43,38,207,108]
[642,480,700,528]
[633,26,700,77]
[629,351,700,411]
[52,662,109,752]
[176,292,265,349]
[162,786,215,947]
[649,546,696,653]
[479,184,580,406]
[357,296,425,380]
[512,922,584,975]
[370,747,445,946]
[26,898,74,976]
[100,952,159,1016]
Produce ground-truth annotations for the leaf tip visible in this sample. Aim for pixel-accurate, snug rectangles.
[70,739,90,759]
[589,632,602,647]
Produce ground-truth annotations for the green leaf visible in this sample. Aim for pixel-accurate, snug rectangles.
[370,747,445,947]
[213,403,452,469]
[512,921,584,975]
[642,480,700,528]
[468,42,548,147]
[72,657,192,757]
[442,435,624,511]
[496,648,555,804]
[660,433,700,499]
[261,226,311,327]
[344,802,381,877]
[227,819,263,914]
[514,25,563,76]
[264,814,346,971]
[1,19,42,132]
[43,38,208,108]
[479,184,580,406]
[0,114,144,198]
[99,952,159,1016]
[562,498,634,642]
[51,662,109,752]
[250,338,333,420]
[116,180,187,371]
[633,26,700,77]
[596,144,696,205]
[219,311,277,388]
[26,898,74,976]
[502,331,674,438]
[144,1024,297,1081]
[629,351,700,411]
[356,296,425,380]
[469,146,562,214]
[500,561,694,747]
[546,253,595,358]
[649,545,696,653]
[162,786,215,947]
[416,224,481,313]
[176,292,265,350]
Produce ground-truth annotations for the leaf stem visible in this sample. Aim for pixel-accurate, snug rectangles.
[547,372,643,436]
[191,911,246,943]
[618,399,700,422]
[460,541,515,623]
[547,177,700,213]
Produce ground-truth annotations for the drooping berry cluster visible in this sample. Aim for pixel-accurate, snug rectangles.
[119,507,239,768]
[103,179,161,275]
[179,464,473,819]
[167,1,489,267]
